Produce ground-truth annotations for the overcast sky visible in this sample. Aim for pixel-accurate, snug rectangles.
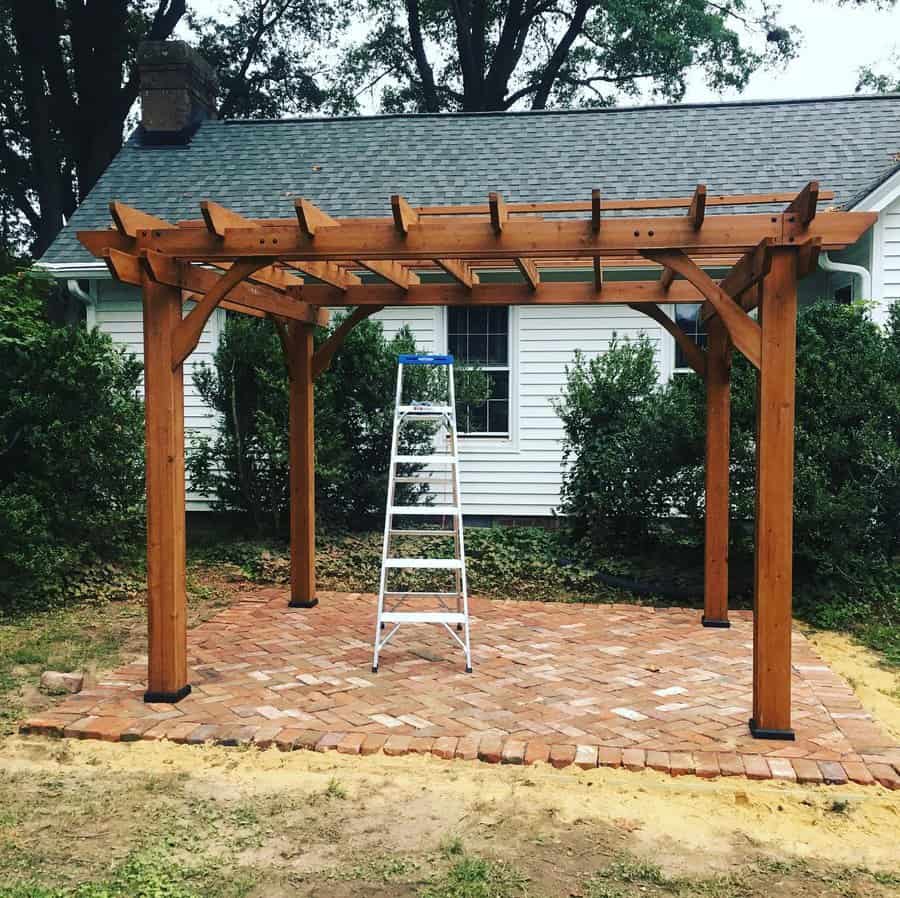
[680,1,900,104]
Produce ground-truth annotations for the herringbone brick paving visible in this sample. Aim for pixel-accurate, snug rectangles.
[22,589,900,787]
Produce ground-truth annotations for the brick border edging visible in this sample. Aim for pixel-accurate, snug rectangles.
[19,717,900,789]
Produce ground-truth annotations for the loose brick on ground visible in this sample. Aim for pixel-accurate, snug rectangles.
[523,742,550,766]
[549,744,577,769]
[478,736,504,764]
[384,735,412,757]
[501,739,526,765]
[431,736,458,760]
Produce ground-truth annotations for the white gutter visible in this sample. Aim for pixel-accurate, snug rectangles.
[818,252,871,300]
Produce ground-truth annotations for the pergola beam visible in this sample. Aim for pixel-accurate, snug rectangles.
[435,258,479,288]
[515,258,540,290]
[355,259,421,289]
[629,303,707,378]
[688,184,707,230]
[785,180,819,227]
[295,197,340,237]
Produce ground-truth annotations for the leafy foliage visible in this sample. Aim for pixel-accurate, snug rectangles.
[556,302,900,618]
[188,313,440,533]
[0,271,145,610]
[341,0,800,112]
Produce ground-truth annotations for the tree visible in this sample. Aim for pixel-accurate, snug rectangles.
[0,0,349,259]
[342,0,801,113]
[857,51,900,93]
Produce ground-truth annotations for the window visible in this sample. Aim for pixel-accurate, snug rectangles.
[673,303,708,372]
[834,283,853,305]
[447,307,510,436]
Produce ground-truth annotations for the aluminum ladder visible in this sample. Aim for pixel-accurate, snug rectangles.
[373,353,472,673]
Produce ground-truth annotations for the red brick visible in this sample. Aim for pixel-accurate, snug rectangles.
[767,758,797,781]
[523,742,550,766]
[185,724,220,745]
[646,751,670,773]
[742,755,771,780]
[501,740,526,764]
[361,733,389,756]
[817,761,848,785]
[869,763,900,790]
[717,753,745,777]
[431,736,458,760]
[64,717,99,739]
[694,752,720,779]
[20,716,74,738]
[669,752,695,777]
[337,733,365,755]
[384,735,412,756]
[121,718,164,742]
[791,758,824,784]
[409,736,434,754]
[455,736,480,761]
[842,761,875,786]
[622,749,646,771]
[315,732,344,752]
[597,747,623,768]
[478,736,503,764]
[549,744,576,769]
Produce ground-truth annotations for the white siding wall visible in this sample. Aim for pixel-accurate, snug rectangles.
[873,193,900,327]
[90,281,225,511]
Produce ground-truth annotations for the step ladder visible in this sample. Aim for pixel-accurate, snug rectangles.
[373,353,472,673]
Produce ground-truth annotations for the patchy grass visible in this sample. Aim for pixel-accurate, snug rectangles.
[421,856,530,898]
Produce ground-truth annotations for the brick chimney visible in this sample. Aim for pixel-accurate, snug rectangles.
[138,41,218,145]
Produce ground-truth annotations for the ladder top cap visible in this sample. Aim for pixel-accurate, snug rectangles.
[398,353,454,365]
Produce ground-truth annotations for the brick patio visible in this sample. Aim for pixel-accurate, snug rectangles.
[22,589,900,787]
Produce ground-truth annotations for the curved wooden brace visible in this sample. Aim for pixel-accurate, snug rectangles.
[644,249,761,369]
[171,258,270,369]
[312,305,384,379]
[628,303,707,378]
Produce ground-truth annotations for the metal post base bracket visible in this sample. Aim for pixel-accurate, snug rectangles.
[701,616,731,629]
[748,718,795,741]
[289,597,319,609]
[144,684,192,704]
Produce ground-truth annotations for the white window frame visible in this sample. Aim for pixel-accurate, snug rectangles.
[436,305,519,450]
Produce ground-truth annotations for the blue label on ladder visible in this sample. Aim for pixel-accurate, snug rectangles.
[398,353,454,365]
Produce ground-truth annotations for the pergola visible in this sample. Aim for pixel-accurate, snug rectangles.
[78,182,875,741]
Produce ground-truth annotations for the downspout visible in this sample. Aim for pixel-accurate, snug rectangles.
[818,252,871,300]
[66,279,96,327]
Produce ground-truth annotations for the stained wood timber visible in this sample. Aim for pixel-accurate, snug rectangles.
[391,195,419,234]
[435,258,479,287]
[81,209,875,262]
[170,259,271,368]
[110,200,177,237]
[702,238,773,322]
[703,316,731,628]
[142,279,189,703]
[688,184,707,230]
[796,238,822,278]
[312,306,384,378]
[284,322,318,608]
[660,267,675,291]
[785,180,819,227]
[295,198,339,237]
[644,249,762,368]
[591,190,602,232]
[629,303,706,378]
[751,248,799,739]
[356,259,420,289]
[593,257,603,292]
[285,261,361,289]
[515,258,540,290]
[133,250,328,325]
[413,190,835,217]
[489,192,507,233]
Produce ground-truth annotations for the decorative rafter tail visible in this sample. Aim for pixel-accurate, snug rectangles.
[295,198,339,238]
[285,261,360,290]
[391,195,419,234]
[110,200,175,237]
[786,180,819,226]
[356,259,420,290]
[435,258,479,288]
[103,248,143,285]
[515,258,540,290]
[489,191,507,234]
[688,184,707,230]
[200,199,250,237]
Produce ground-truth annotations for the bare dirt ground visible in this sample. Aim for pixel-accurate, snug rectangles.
[1,733,899,897]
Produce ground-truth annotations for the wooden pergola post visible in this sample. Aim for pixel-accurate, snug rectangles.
[287,322,318,608]
[142,280,190,702]
[703,315,731,628]
[750,247,798,739]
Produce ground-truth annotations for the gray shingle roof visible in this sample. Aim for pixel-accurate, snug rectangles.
[42,94,900,266]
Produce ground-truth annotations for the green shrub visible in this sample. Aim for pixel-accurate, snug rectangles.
[188,313,439,533]
[556,302,900,613]
[0,271,145,610]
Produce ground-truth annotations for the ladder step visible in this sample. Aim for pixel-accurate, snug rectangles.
[381,611,466,624]
[394,454,458,464]
[398,404,453,413]
[384,590,461,597]
[389,529,454,536]
[391,505,459,516]
[384,558,463,570]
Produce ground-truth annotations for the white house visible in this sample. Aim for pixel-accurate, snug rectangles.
[39,42,900,518]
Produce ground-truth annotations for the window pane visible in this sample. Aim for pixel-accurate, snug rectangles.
[467,307,488,334]
[488,400,508,433]
[487,370,508,399]
[467,402,487,432]
[448,332,465,359]
[673,303,707,370]
[448,308,467,333]
[488,333,508,365]
[488,307,508,334]
[468,334,488,364]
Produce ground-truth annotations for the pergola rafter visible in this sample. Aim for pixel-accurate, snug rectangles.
[78,184,875,742]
